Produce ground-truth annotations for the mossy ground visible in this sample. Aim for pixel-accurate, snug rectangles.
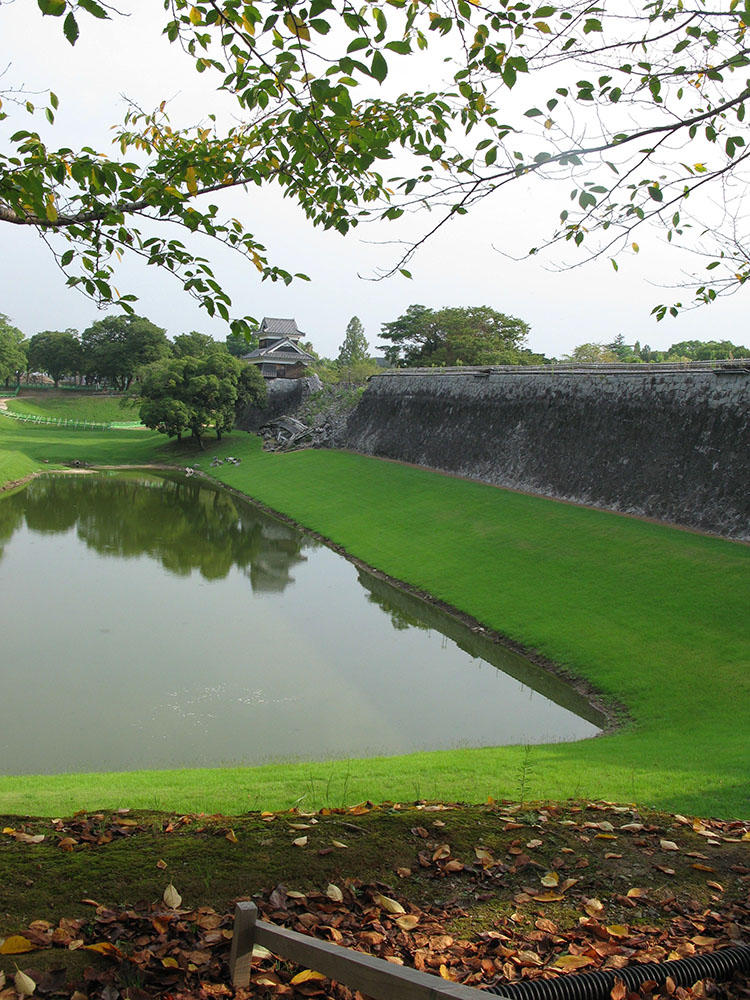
[1,803,747,990]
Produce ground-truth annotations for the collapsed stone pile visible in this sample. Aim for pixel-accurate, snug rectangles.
[259,415,335,451]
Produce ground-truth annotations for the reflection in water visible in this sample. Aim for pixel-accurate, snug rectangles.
[3,473,309,592]
[0,473,603,775]
[360,571,605,729]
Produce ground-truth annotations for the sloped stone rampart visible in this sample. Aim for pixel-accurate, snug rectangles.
[341,367,750,539]
[236,374,322,431]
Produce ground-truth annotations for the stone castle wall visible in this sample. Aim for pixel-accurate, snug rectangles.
[340,366,750,539]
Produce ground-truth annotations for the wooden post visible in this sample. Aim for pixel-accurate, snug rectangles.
[230,904,509,998]
[229,900,257,989]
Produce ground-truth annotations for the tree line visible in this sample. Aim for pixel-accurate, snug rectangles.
[4,310,747,399]
[346,308,749,369]
[0,313,267,447]
[563,335,750,365]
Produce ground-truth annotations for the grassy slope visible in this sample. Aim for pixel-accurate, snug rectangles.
[0,420,747,818]
[6,391,139,422]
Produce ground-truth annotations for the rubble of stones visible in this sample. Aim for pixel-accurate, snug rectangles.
[259,414,335,452]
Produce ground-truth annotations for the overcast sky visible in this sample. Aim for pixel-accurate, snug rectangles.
[1,2,747,359]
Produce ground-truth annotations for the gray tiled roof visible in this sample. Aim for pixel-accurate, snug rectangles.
[242,348,314,365]
[242,338,314,364]
[260,317,304,338]
[255,352,312,364]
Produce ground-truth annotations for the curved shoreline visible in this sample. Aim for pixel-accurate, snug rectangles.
[211,473,626,737]
[1,433,746,818]
[8,462,625,738]
[90,462,626,735]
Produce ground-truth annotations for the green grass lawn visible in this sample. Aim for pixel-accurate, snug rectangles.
[0,418,747,818]
[5,390,140,423]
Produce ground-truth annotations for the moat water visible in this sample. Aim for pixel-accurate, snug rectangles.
[0,473,603,774]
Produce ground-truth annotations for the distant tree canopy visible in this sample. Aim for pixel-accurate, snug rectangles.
[27,329,81,386]
[655,339,750,362]
[564,343,620,364]
[136,351,266,445]
[171,331,221,359]
[82,315,170,390]
[331,315,379,381]
[0,314,26,385]
[7,312,270,389]
[337,317,369,366]
[380,305,543,368]
[563,337,750,364]
[225,328,257,358]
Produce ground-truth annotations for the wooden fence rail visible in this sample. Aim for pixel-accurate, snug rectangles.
[230,901,505,999]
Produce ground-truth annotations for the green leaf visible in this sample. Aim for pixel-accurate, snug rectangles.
[63,11,79,44]
[583,18,602,32]
[60,249,75,266]
[77,0,109,16]
[37,0,66,15]
[647,185,663,202]
[284,13,310,39]
[371,50,388,83]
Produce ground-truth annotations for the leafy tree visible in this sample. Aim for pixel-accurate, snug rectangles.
[661,339,750,361]
[564,337,749,363]
[82,315,170,390]
[604,335,641,364]
[225,329,258,357]
[172,331,223,359]
[378,306,432,368]
[4,2,750,328]
[236,363,267,412]
[27,329,82,386]
[184,352,244,442]
[563,343,619,364]
[337,317,370,366]
[137,359,193,441]
[380,305,536,368]
[0,315,26,386]
[299,341,319,361]
[307,356,340,384]
[336,316,378,381]
[136,351,259,445]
